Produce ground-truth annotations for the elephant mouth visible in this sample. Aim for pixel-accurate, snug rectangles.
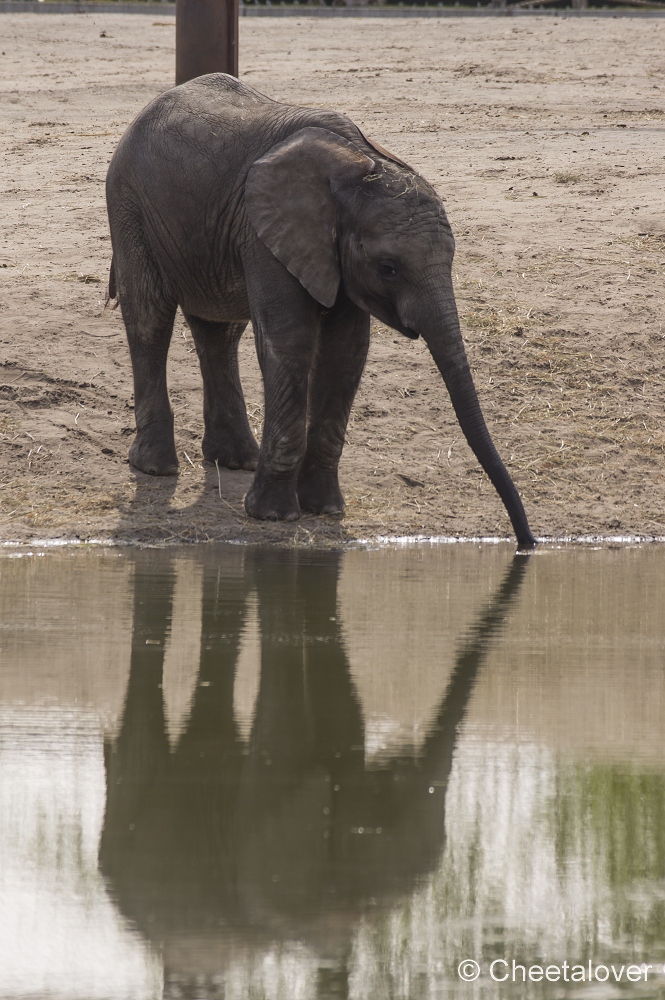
[369,296,419,340]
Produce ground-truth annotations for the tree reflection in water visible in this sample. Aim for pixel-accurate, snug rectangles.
[100,549,530,998]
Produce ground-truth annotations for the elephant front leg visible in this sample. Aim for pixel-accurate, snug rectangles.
[242,244,320,521]
[185,314,259,471]
[298,296,370,515]
[245,327,315,522]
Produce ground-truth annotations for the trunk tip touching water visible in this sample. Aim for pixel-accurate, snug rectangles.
[510,497,536,549]
[478,454,536,549]
[468,429,536,548]
[422,324,537,549]
[475,444,536,548]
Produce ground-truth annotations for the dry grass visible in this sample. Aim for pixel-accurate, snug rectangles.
[246,402,264,439]
[60,271,104,284]
[454,232,665,508]
[552,171,582,185]
[463,306,534,338]
[460,236,665,305]
[344,487,392,522]
[0,477,126,527]
[0,415,18,435]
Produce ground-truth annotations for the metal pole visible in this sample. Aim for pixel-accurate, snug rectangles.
[175,0,239,86]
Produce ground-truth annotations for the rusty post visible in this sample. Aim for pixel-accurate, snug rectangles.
[175,0,239,86]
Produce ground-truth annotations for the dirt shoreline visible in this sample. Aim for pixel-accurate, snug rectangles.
[1,14,664,546]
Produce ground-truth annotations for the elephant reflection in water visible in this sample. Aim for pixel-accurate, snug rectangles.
[100,549,529,996]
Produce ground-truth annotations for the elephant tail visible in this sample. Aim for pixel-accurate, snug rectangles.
[106,256,119,310]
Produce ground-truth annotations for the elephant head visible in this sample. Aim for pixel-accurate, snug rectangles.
[246,127,535,548]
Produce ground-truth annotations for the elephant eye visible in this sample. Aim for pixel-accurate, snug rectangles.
[378,260,397,280]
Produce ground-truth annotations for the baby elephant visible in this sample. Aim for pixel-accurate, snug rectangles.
[106,74,535,547]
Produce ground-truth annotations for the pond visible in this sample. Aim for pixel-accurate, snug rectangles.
[1,542,664,1000]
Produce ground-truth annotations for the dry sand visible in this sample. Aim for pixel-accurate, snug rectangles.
[1,12,664,545]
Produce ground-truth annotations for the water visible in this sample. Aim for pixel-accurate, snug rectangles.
[1,543,664,1000]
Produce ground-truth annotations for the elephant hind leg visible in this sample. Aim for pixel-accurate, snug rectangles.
[114,236,179,476]
[185,315,259,471]
[298,295,370,515]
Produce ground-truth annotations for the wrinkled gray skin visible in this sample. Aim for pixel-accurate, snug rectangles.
[106,74,535,547]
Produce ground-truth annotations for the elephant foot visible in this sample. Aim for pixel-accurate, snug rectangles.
[298,470,345,516]
[129,424,178,476]
[202,431,259,472]
[245,478,301,522]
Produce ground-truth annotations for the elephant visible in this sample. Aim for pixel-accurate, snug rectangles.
[106,73,535,547]
[99,546,530,995]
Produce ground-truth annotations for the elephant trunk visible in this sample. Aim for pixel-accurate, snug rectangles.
[420,296,536,548]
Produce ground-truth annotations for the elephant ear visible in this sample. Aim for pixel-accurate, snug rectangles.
[245,127,375,309]
[356,129,414,172]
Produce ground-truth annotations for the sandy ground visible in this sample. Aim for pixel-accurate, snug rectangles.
[1,13,664,545]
